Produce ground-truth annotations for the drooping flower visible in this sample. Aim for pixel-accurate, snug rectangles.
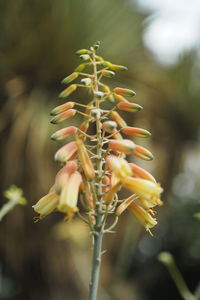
[57,171,82,218]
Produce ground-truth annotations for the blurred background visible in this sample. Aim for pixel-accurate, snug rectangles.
[0,0,200,299]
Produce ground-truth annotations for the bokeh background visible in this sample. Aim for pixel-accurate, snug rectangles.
[1,0,200,299]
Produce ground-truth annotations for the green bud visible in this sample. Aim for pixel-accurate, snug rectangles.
[102,70,115,78]
[59,84,77,98]
[93,41,100,50]
[76,49,90,55]
[75,63,87,72]
[62,72,79,84]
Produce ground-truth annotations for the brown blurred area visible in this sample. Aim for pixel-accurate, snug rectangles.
[1,0,200,299]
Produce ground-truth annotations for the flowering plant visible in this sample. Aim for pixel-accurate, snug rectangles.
[33,41,163,300]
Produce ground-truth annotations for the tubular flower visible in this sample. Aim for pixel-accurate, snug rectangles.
[122,177,163,207]
[128,202,157,231]
[33,42,163,234]
[33,192,59,218]
[57,171,82,218]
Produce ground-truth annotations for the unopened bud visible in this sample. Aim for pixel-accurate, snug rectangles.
[102,121,117,133]
[109,139,136,154]
[110,111,127,128]
[91,109,101,118]
[75,63,87,72]
[117,102,143,112]
[50,109,76,124]
[76,137,95,180]
[50,102,75,116]
[54,141,77,162]
[93,41,100,50]
[80,54,90,61]
[102,70,115,78]
[104,62,128,71]
[76,49,90,55]
[113,94,129,103]
[51,126,77,141]
[114,87,136,97]
[129,163,156,183]
[80,121,89,133]
[94,91,104,99]
[81,78,92,85]
[122,127,151,138]
[132,145,154,161]
[62,72,79,84]
[59,84,77,98]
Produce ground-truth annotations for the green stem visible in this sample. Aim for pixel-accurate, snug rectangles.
[89,224,104,300]
[88,48,104,300]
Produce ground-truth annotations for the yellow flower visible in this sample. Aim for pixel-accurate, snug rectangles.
[128,202,157,231]
[33,192,59,218]
[57,171,82,218]
[122,177,163,207]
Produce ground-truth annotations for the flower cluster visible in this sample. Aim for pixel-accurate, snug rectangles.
[33,41,163,233]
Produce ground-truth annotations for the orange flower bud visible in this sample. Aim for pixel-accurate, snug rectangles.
[50,109,76,124]
[55,161,78,194]
[80,121,89,133]
[50,102,75,116]
[110,111,127,128]
[129,163,156,183]
[54,141,77,162]
[128,202,157,230]
[108,139,135,154]
[113,87,136,97]
[57,171,82,218]
[102,176,110,193]
[33,192,59,218]
[62,72,79,84]
[51,126,77,141]
[117,102,143,112]
[59,84,77,98]
[102,121,117,133]
[122,127,151,138]
[132,145,154,161]
[76,137,95,180]
[113,94,129,103]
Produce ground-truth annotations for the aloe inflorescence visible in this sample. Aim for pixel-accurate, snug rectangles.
[33,41,163,299]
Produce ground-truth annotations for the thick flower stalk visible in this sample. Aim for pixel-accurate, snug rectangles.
[33,41,163,300]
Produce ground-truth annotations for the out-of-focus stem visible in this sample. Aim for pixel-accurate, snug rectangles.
[158,252,196,300]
